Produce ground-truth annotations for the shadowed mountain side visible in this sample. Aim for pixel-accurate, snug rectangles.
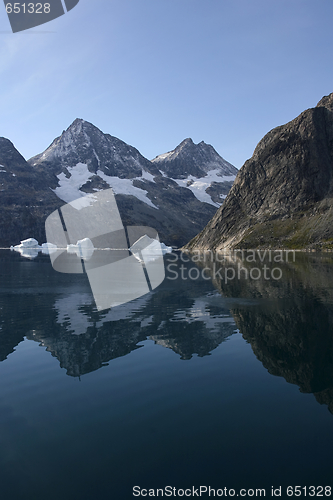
[113,187,216,247]
[0,138,62,246]
[185,93,333,251]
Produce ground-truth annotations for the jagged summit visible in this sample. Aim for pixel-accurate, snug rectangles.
[27,119,237,211]
[0,137,28,166]
[152,137,237,179]
[316,93,333,110]
[29,118,157,179]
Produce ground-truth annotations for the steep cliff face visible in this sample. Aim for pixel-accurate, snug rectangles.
[185,93,333,250]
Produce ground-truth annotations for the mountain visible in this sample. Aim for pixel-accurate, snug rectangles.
[151,137,237,205]
[29,118,158,182]
[24,119,237,247]
[185,92,333,251]
[0,138,60,246]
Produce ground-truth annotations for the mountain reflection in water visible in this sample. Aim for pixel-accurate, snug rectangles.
[1,250,333,414]
[1,250,333,497]
[0,251,236,376]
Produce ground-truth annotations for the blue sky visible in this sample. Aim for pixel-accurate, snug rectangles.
[0,0,332,168]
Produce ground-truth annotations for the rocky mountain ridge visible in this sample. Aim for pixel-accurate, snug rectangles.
[185,92,333,251]
[0,121,237,247]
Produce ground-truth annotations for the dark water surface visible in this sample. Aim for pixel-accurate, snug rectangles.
[0,249,333,499]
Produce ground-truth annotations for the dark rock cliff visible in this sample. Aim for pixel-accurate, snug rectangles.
[185,93,333,250]
[0,138,61,246]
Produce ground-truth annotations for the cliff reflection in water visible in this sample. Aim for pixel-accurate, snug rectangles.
[197,250,333,413]
[0,252,236,377]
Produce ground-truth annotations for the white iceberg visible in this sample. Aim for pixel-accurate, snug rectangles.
[15,238,40,248]
[130,235,172,263]
[160,242,173,254]
[11,238,41,259]
[67,237,95,261]
[41,242,58,255]
[11,238,60,259]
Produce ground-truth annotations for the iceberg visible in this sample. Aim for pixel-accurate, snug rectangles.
[41,242,58,255]
[67,237,95,261]
[10,233,170,265]
[11,238,41,259]
[14,238,40,248]
[130,235,172,263]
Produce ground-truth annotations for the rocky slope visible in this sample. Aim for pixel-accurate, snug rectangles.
[185,92,333,251]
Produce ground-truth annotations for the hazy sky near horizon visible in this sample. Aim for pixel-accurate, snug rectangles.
[0,0,332,168]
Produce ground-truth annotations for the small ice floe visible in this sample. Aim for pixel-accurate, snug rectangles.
[11,238,41,259]
[160,242,173,254]
[11,238,59,259]
[67,237,94,261]
[130,235,172,263]
[16,238,40,248]
[41,242,58,255]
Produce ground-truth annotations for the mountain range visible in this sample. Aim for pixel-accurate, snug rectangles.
[4,91,332,252]
[0,120,237,247]
[185,92,333,251]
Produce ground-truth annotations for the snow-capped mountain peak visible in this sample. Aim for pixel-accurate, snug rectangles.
[29,119,159,180]
[17,120,238,246]
[152,138,237,179]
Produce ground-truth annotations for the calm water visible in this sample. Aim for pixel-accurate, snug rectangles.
[0,249,333,499]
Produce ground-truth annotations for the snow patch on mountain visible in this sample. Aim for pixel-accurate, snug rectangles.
[52,162,158,209]
[53,163,94,203]
[69,193,98,210]
[141,169,156,183]
[172,169,236,207]
[152,138,237,177]
[97,170,158,209]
